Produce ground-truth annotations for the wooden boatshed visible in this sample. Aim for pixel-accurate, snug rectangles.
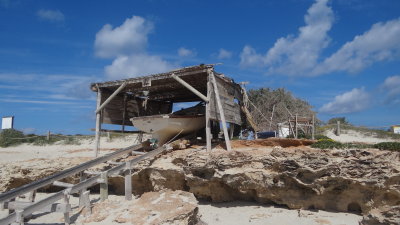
[90,64,246,157]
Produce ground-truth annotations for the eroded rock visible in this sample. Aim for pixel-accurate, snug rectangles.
[81,190,199,225]
[361,206,400,225]
[126,145,400,224]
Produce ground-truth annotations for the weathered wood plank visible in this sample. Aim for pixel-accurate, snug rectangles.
[210,71,232,151]
[94,87,102,158]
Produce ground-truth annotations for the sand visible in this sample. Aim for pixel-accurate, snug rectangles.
[0,193,362,225]
[0,135,140,163]
[326,130,397,144]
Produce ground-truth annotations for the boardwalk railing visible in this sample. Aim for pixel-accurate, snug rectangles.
[0,143,167,225]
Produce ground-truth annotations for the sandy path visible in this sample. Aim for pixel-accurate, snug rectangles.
[0,135,139,163]
[326,130,397,144]
[199,201,361,225]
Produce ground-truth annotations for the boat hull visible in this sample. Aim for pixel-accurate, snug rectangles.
[130,115,205,145]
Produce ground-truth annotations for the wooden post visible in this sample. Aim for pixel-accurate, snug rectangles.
[122,94,127,133]
[269,104,275,131]
[229,123,234,139]
[312,115,315,140]
[28,190,36,203]
[94,87,102,158]
[100,172,108,202]
[337,121,341,136]
[295,114,298,139]
[79,172,88,207]
[205,78,212,152]
[210,72,232,151]
[15,210,23,225]
[47,131,50,141]
[63,192,71,225]
[82,191,91,215]
[124,161,132,200]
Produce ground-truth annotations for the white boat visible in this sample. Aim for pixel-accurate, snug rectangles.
[130,114,205,145]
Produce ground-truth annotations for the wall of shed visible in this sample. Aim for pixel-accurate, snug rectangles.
[101,90,172,126]
[208,76,243,125]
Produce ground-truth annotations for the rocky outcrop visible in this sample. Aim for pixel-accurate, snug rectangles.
[81,190,199,225]
[361,206,400,225]
[126,145,400,224]
[0,157,91,192]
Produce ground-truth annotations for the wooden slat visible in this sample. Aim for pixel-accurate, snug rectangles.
[210,72,232,151]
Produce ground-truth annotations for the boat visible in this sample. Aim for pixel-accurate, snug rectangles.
[130,103,205,145]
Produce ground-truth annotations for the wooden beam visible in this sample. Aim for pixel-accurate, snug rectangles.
[171,73,208,102]
[295,114,298,139]
[94,87,102,158]
[122,94,127,133]
[205,78,212,152]
[95,82,127,114]
[210,72,232,151]
[312,114,315,140]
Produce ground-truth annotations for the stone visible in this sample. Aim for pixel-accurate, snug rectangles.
[127,144,400,224]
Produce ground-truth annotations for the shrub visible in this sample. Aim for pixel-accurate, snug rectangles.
[311,139,343,149]
[314,134,329,140]
[327,117,349,125]
[0,129,25,147]
[374,142,400,151]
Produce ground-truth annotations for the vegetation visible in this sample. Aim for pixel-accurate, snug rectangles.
[374,142,400,151]
[247,88,317,131]
[311,139,344,149]
[327,117,349,125]
[317,123,400,140]
[0,129,94,147]
[0,129,25,147]
[311,139,400,152]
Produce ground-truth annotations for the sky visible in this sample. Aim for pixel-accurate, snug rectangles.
[0,0,399,134]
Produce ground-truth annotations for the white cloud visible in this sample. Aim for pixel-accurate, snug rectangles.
[37,9,65,22]
[95,15,176,79]
[178,47,196,57]
[240,45,264,67]
[240,0,333,75]
[94,16,153,58]
[381,75,400,104]
[217,48,233,59]
[0,99,79,104]
[240,0,400,76]
[314,18,400,75]
[319,87,370,114]
[105,54,173,79]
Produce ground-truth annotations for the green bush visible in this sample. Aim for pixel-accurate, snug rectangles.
[374,142,400,151]
[61,136,81,145]
[314,134,329,140]
[311,139,343,149]
[0,129,25,147]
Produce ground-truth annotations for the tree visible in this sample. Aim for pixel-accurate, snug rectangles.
[327,117,349,125]
[246,87,317,131]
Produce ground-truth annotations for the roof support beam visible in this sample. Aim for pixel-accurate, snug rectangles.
[171,74,208,102]
[95,82,127,114]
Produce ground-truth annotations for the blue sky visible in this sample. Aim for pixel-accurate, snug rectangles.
[0,0,399,134]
